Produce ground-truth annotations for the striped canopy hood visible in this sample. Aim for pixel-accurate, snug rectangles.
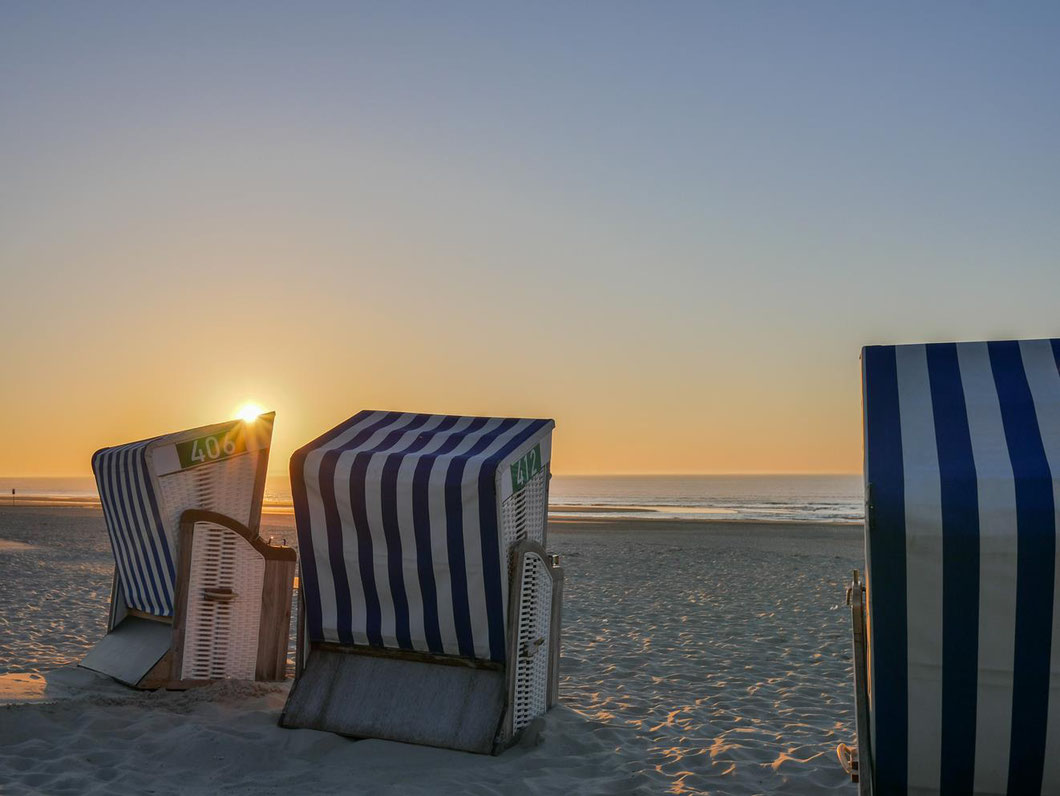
[862,338,1060,795]
[91,416,273,617]
[291,411,555,664]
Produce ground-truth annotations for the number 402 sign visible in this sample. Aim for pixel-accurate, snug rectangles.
[510,444,543,493]
[175,421,248,470]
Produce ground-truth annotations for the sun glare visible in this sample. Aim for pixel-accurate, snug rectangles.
[236,402,266,423]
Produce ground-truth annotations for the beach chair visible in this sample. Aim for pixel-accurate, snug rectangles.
[844,338,1060,795]
[82,414,297,689]
[280,411,563,754]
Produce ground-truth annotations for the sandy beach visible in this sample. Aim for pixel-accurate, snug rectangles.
[0,506,861,795]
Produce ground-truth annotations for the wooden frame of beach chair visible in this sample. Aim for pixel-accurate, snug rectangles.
[842,339,1060,796]
[841,568,873,796]
[82,413,295,689]
[279,412,563,754]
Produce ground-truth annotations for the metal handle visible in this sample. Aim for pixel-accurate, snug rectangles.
[520,637,546,659]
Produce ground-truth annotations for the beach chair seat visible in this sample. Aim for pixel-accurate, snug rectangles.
[82,414,296,688]
[847,338,1060,795]
[279,411,562,754]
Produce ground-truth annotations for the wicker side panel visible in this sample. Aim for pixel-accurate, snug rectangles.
[180,522,265,680]
[500,467,548,554]
[511,549,552,733]
[157,452,263,552]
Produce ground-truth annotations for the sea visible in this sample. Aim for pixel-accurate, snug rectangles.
[0,474,863,524]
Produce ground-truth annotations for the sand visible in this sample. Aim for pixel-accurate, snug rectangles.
[0,506,862,795]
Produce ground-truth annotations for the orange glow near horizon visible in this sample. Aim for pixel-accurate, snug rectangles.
[0,280,869,478]
[0,363,865,477]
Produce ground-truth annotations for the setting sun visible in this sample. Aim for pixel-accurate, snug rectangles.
[235,402,266,423]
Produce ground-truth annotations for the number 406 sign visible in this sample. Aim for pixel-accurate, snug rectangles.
[175,421,247,470]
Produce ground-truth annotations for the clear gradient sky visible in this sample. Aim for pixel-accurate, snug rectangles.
[2,2,1059,476]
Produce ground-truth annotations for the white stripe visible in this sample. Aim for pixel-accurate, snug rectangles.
[427,418,506,655]
[364,451,395,644]
[1018,339,1060,793]
[896,344,944,792]
[396,450,427,652]
[461,419,539,660]
[302,411,388,642]
[426,449,456,655]
[958,342,1019,794]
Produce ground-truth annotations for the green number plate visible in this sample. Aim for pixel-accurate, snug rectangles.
[175,421,248,470]
[510,444,543,494]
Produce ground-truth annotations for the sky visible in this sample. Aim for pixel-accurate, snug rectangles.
[2,1,1059,476]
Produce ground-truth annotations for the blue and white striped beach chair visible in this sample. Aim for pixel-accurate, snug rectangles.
[280,411,563,754]
[846,338,1060,795]
[83,414,296,688]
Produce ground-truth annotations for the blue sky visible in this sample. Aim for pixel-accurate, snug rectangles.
[2,2,1058,474]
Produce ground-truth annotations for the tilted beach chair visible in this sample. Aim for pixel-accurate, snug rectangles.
[83,414,296,689]
[843,338,1060,795]
[280,411,563,753]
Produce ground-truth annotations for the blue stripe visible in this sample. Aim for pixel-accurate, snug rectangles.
[128,445,165,614]
[94,449,139,615]
[290,410,376,643]
[107,449,144,612]
[443,418,520,658]
[926,343,979,795]
[132,447,174,614]
[347,414,433,646]
[109,446,151,613]
[119,445,158,614]
[138,446,175,608]
[412,416,490,654]
[120,446,165,614]
[988,341,1055,795]
[863,345,908,794]
[316,411,405,644]
[478,419,551,662]
[379,415,461,650]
